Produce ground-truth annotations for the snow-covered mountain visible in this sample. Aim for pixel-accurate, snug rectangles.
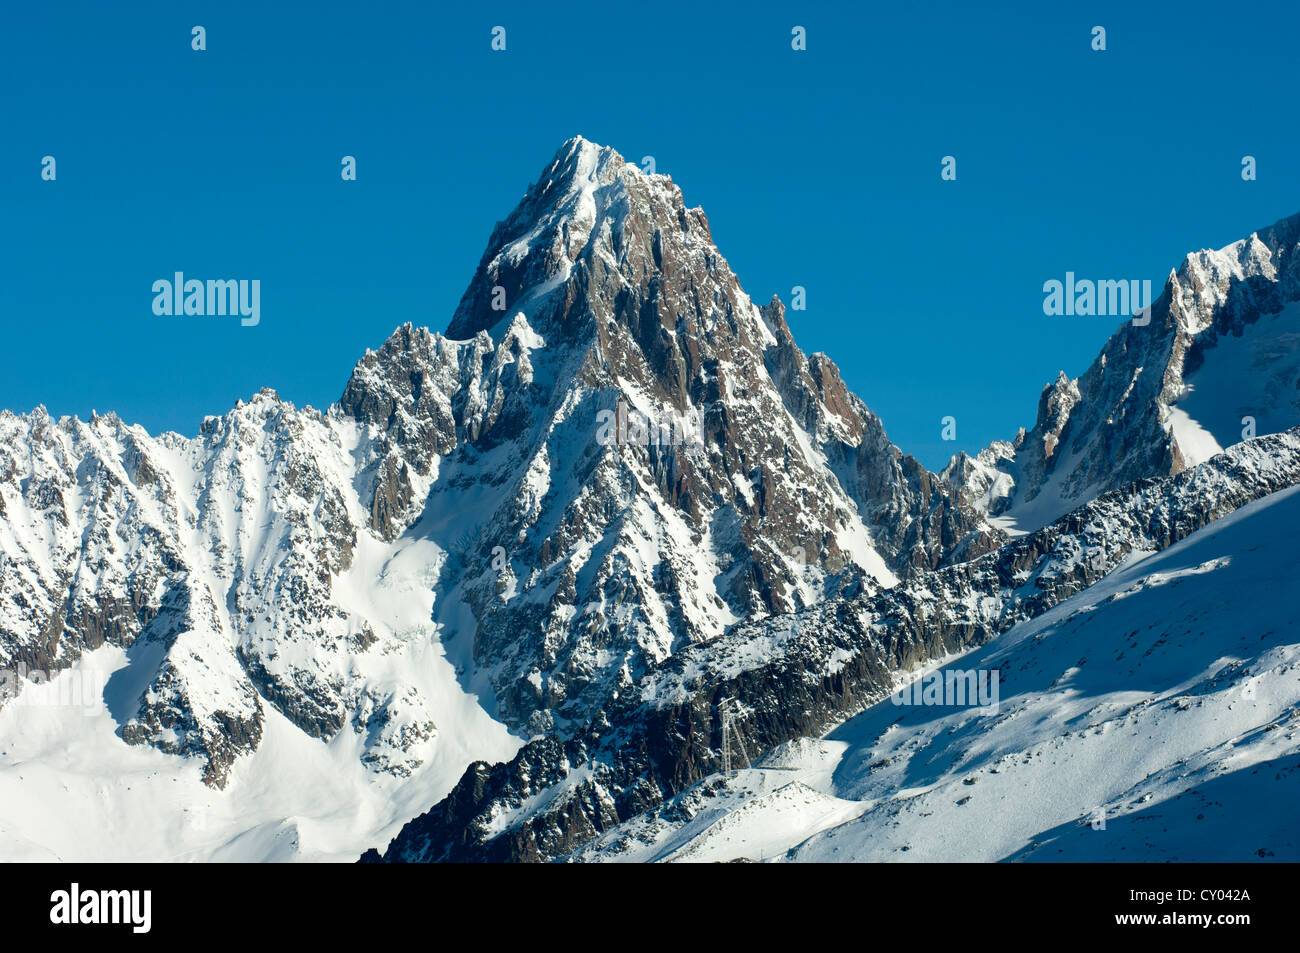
[945,211,1300,533]
[0,137,989,859]
[336,137,994,738]
[2,137,1297,863]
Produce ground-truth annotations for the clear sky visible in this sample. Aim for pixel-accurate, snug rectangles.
[2,0,1296,470]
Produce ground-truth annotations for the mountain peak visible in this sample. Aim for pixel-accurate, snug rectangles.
[551,134,625,173]
[444,136,698,341]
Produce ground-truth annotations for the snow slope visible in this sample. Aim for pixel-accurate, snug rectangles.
[573,483,1300,862]
[0,632,521,862]
[1168,301,1300,466]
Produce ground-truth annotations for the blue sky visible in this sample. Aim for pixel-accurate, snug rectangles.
[1,0,1295,469]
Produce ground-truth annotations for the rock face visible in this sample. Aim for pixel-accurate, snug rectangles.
[0,136,988,785]
[363,428,1300,863]
[758,296,1000,571]
[945,211,1300,532]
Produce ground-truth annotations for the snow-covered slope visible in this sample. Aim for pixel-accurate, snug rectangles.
[569,479,1300,862]
[1169,300,1300,465]
[0,639,520,862]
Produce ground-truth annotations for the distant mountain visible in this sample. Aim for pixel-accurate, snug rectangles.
[945,212,1300,533]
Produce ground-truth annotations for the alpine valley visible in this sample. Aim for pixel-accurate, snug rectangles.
[1,138,1297,863]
